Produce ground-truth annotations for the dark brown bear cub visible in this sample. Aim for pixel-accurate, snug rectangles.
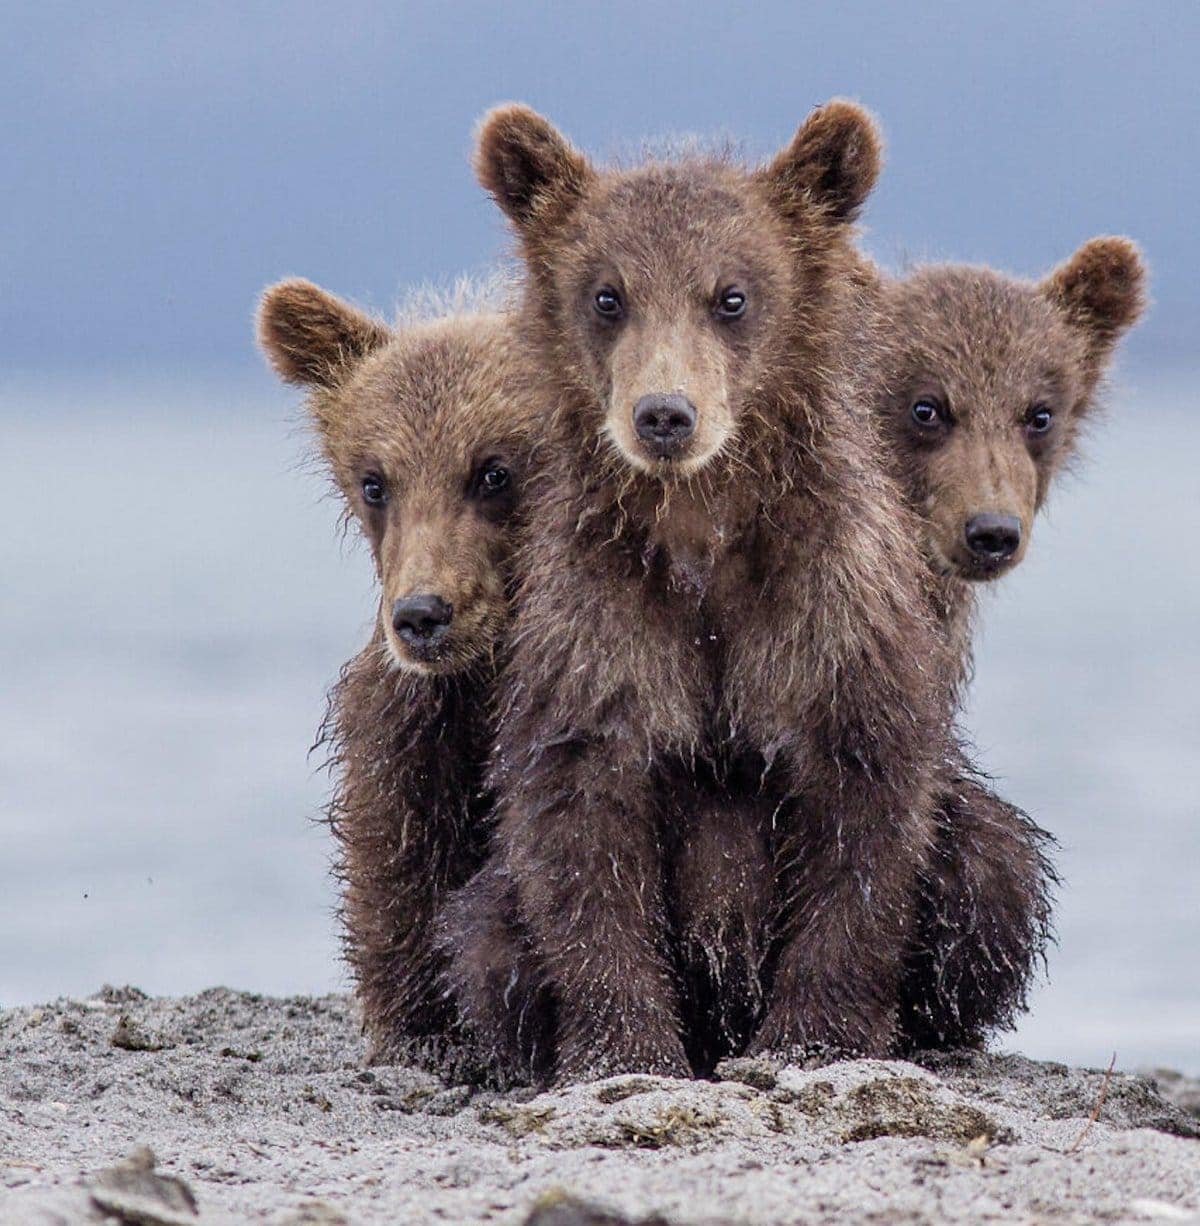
[872,239,1146,1048]
[456,101,959,1082]
[258,280,535,1065]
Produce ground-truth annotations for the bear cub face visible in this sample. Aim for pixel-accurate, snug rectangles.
[258,279,533,674]
[476,102,880,482]
[876,238,1145,580]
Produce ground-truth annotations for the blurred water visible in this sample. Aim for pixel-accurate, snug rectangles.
[1,371,1196,1072]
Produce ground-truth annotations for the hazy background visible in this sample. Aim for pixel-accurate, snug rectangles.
[2,3,1196,1071]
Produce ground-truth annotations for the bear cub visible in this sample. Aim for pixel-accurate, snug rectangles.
[875,237,1147,626]
[258,279,536,1065]
[871,238,1146,1047]
[449,101,960,1082]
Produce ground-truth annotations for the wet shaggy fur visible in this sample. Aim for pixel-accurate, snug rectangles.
[665,760,1053,1066]
[442,774,776,1083]
[319,648,496,1066]
[873,239,1146,1047]
[438,852,558,1084]
[667,239,1146,1057]
[667,777,775,1074]
[257,280,537,1062]
[899,751,1058,1050]
[447,101,961,1082]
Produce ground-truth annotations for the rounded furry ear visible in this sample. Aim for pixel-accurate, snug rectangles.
[257,279,391,387]
[1041,237,1147,351]
[474,104,593,231]
[758,99,883,223]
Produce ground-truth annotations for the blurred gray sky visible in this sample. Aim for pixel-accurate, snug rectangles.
[4,1,1196,378]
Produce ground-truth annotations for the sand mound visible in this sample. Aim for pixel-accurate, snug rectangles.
[1,988,1196,1224]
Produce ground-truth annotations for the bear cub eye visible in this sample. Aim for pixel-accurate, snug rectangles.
[593,286,624,320]
[361,474,388,506]
[473,460,511,499]
[1025,404,1055,435]
[910,396,945,428]
[714,287,747,320]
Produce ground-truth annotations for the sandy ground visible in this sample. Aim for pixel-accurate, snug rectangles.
[1,988,1197,1225]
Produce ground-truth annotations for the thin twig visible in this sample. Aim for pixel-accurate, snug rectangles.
[1067,1051,1117,1153]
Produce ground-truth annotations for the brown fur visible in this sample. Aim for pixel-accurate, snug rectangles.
[899,750,1058,1049]
[644,758,1054,1066]
[869,240,1145,1047]
[450,101,959,1082]
[257,280,536,1062]
[442,775,776,1083]
[666,775,775,1073]
[438,855,558,1084]
[670,240,1144,1057]
[875,238,1146,600]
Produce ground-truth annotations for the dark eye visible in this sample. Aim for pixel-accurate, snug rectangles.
[593,286,623,319]
[361,474,387,506]
[475,461,510,498]
[1026,404,1054,434]
[911,397,945,428]
[715,287,747,320]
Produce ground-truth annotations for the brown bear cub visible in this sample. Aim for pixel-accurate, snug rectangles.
[872,238,1147,1047]
[257,279,536,1066]
[875,237,1147,659]
[447,100,961,1082]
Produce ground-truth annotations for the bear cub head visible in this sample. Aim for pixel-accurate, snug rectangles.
[876,238,1146,580]
[258,279,534,674]
[475,100,881,484]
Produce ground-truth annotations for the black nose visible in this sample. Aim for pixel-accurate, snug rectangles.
[391,594,453,645]
[633,393,697,456]
[964,513,1022,561]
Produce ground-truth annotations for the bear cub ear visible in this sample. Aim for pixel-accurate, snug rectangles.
[475,104,594,232]
[758,99,883,223]
[1041,237,1147,353]
[257,279,392,388]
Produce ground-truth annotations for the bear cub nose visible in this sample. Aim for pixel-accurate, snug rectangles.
[964,513,1022,561]
[392,594,454,645]
[633,393,697,456]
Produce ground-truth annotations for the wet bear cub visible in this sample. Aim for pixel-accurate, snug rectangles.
[876,237,1146,636]
[875,238,1147,1047]
[457,101,958,1082]
[257,279,535,1064]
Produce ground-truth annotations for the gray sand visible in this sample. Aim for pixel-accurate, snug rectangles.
[2,988,1197,1225]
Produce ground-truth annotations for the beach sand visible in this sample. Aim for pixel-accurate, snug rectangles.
[2,987,1197,1225]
